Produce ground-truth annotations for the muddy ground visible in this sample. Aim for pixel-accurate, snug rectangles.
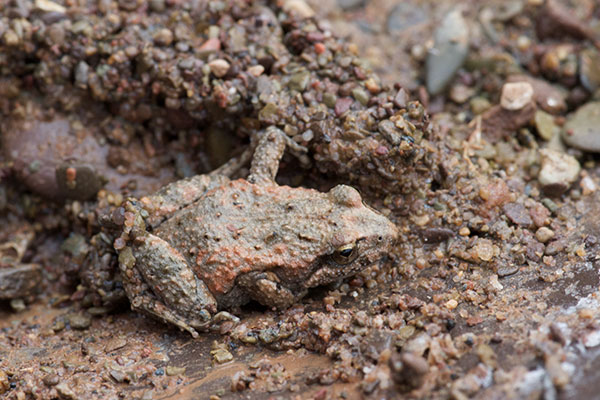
[2,0,600,399]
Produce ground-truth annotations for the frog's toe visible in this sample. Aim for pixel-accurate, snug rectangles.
[208,311,240,331]
[212,311,240,324]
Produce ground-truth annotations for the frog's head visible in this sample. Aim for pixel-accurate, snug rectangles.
[303,184,399,289]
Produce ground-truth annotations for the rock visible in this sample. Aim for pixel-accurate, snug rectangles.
[426,10,469,95]
[247,65,264,77]
[545,239,565,255]
[503,203,533,227]
[579,48,600,93]
[0,264,41,300]
[481,103,536,142]
[536,0,593,41]
[10,299,26,312]
[334,97,354,117]
[109,370,127,383]
[55,163,103,201]
[288,70,311,92]
[538,149,580,196]
[149,0,165,12]
[68,313,92,330]
[43,374,60,387]
[421,227,454,244]
[283,0,315,18]
[0,370,9,394]
[389,352,429,390]
[34,0,66,13]
[507,75,566,115]
[208,59,230,78]
[337,0,366,11]
[212,348,234,364]
[165,366,186,376]
[386,3,428,33]
[74,61,89,89]
[536,227,555,243]
[55,382,77,400]
[2,103,173,200]
[534,110,558,141]
[470,97,492,115]
[473,238,495,261]
[153,28,173,46]
[500,82,534,111]
[449,84,474,104]
[580,175,597,195]
[562,102,600,152]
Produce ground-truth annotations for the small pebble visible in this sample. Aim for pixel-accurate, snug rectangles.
[68,313,92,330]
[0,369,8,394]
[110,369,127,383]
[165,366,186,376]
[55,382,76,400]
[563,102,600,152]
[580,175,597,195]
[580,47,600,92]
[35,0,66,13]
[535,227,555,243]
[212,348,234,364]
[283,0,314,18]
[534,110,558,140]
[503,202,533,227]
[153,28,173,46]
[10,299,26,312]
[246,65,264,77]
[500,82,534,111]
[538,149,580,196]
[208,59,230,78]
[445,299,458,310]
[473,238,494,262]
[337,0,366,11]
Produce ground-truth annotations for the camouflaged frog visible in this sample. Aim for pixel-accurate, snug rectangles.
[113,127,398,337]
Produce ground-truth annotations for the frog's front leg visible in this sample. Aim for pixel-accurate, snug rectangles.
[118,231,218,338]
[237,271,304,310]
[248,126,308,185]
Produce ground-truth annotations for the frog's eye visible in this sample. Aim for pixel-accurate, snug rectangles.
[332,243,358,265]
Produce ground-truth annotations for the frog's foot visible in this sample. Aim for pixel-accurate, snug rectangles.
[237,271,301,310]
[129,294,211,338]
[208,311,240,332]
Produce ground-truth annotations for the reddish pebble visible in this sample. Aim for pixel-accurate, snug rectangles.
[314,42,326,54]
[65,167,77,182]
[199,37,221,52]
[334,97,353,117]
[376,145,389,155]
[313,388,328,400]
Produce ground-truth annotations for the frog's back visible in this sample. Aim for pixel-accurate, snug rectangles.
[153,179,335,296]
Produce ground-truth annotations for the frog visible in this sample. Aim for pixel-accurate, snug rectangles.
[111,127,399,337]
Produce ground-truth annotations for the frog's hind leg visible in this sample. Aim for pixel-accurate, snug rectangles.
[118,233,218,337]
[139,173,230,228]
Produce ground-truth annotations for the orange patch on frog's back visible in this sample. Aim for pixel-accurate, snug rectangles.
[195,243,308,295]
